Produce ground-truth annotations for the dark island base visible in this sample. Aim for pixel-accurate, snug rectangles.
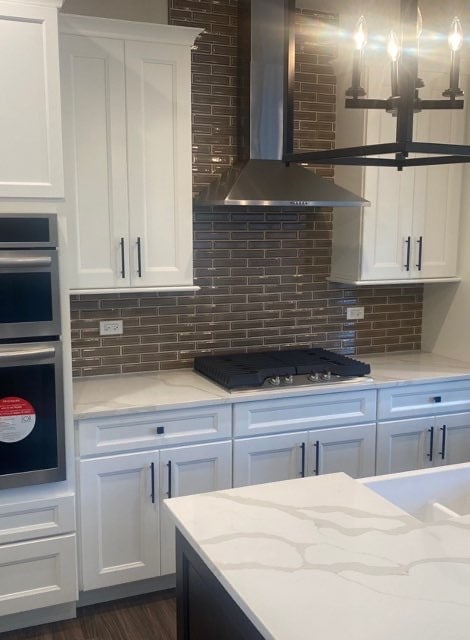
[175,528,265,640]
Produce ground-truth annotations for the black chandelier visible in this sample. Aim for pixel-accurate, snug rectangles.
[284,0,470,170]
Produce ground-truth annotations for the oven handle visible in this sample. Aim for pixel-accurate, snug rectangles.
[0,256,52,268]
[0,345,56,361]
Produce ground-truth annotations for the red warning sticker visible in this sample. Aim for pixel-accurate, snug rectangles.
[0,397,36,443]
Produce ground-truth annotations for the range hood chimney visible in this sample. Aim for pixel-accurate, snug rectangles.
[194,0,368,208]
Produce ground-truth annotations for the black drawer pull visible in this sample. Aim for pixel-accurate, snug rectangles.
[167,460,172,498]
[156,426,165,435]
[427,427,434,462]
[313,440,320,476]
[439,425,447,459]
[150,462,155,504]
[300,442,306,478]
[433,396,442,403]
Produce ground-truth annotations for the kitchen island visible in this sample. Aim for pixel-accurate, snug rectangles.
[164,470,470,640]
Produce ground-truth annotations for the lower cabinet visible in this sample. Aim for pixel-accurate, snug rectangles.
[0,535,77,617]
[79,451,160,590]
[0,494,77,619]
[233,424,376,487]
[376,412,470,475]
[79,441,232,590]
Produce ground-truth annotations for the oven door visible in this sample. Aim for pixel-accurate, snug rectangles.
[0,342,65,489]
[0,250,61,339]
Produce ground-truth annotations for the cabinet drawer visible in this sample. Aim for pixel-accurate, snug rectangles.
[0,495,75,545]
[233,389,377,437]
[0,534,77,617]
[77,404,231,456]
[378,380,470,420]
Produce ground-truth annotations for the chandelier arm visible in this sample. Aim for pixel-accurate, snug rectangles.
[408,142,470,156]
[401,155,470,167]
[419,100,464,110]
[345,99,389,109]
[284,143,405,163]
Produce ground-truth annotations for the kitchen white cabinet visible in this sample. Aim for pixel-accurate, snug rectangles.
[0,494,77,618]
[79,451,160,590]
[59,16,201,292]
[0,535,77,618]
[0,0,64,198]
[233,423,375,487]
[331,58,469,284]
[76,405,232,589]
[233,432,307,487]
[376,412,470,475]
[159,441,232,576]
[306,423,376,478]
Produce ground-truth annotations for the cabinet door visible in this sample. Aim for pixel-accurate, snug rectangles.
[233,432,308,488]
[307,423,376,479]
[376,417,434,475]
[79,451,160,590]
[436,413,470,467]
[411,65,468,279]
[159,441,232,576]
[0,3,63,198]
[360,59,415,281]
[125,40,193,288]
[0,534,77,617]
[60,34,130,289]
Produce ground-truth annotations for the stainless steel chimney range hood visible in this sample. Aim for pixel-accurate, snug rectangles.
[194,0,368,208]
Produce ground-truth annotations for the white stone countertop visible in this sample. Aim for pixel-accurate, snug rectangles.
[164,472,470,640]
[73,351,470,419]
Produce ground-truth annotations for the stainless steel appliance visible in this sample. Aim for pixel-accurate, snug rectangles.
[194,348,371,391]
[0,214,60,340]
[0,214,65,489]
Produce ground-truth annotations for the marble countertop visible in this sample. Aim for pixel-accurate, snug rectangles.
[73,351,470,418]
[164,472,470,640]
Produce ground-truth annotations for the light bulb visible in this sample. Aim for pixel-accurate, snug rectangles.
[448,17,463,52]
[353,16,367,51]
[416,7,423,39]
[387,30,400,62]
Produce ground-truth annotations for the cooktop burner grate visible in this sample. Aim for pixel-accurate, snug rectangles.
[194,348,371,390]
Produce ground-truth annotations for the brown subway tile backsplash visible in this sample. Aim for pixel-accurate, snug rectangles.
[70,1,423,377]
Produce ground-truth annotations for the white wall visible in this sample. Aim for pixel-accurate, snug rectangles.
[61,0,168,24]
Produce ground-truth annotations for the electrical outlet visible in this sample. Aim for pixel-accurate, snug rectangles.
[99,320,124,336]
[346,307,365,321]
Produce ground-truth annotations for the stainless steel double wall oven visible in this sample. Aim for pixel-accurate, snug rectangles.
[0,214,65,489]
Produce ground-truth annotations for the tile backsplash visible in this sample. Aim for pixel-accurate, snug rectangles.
[70,0,423,377]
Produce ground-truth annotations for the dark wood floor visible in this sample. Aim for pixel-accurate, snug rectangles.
[2,590,176,640]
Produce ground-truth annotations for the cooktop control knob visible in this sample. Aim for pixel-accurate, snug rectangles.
[281,375,294,385]
[268,376,281,386]
[307,372,321,382]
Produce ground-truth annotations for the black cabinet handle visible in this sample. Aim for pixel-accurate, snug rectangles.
[120,237,126,278]
[433,396,442,403]
[404,236,411,271]
[313,440,320,476]
[439,425,447,459]
[300,442,306,477]
[167,460,172,498]
[137,237,142,278]
[416,236,423,271]
[150,462,155,504]
[427,427,434,462]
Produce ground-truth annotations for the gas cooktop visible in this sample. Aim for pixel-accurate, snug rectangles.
[194,348,371,391]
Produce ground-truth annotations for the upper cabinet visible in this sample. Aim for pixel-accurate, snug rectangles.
[330,55,469,285]
[59,16,201,292]
[0,0,64,199]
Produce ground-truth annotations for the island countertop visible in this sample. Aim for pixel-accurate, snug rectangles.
[73,351,470,418]
[164,472,470,640]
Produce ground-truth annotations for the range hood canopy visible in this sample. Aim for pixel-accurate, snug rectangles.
[194,0,368,208]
